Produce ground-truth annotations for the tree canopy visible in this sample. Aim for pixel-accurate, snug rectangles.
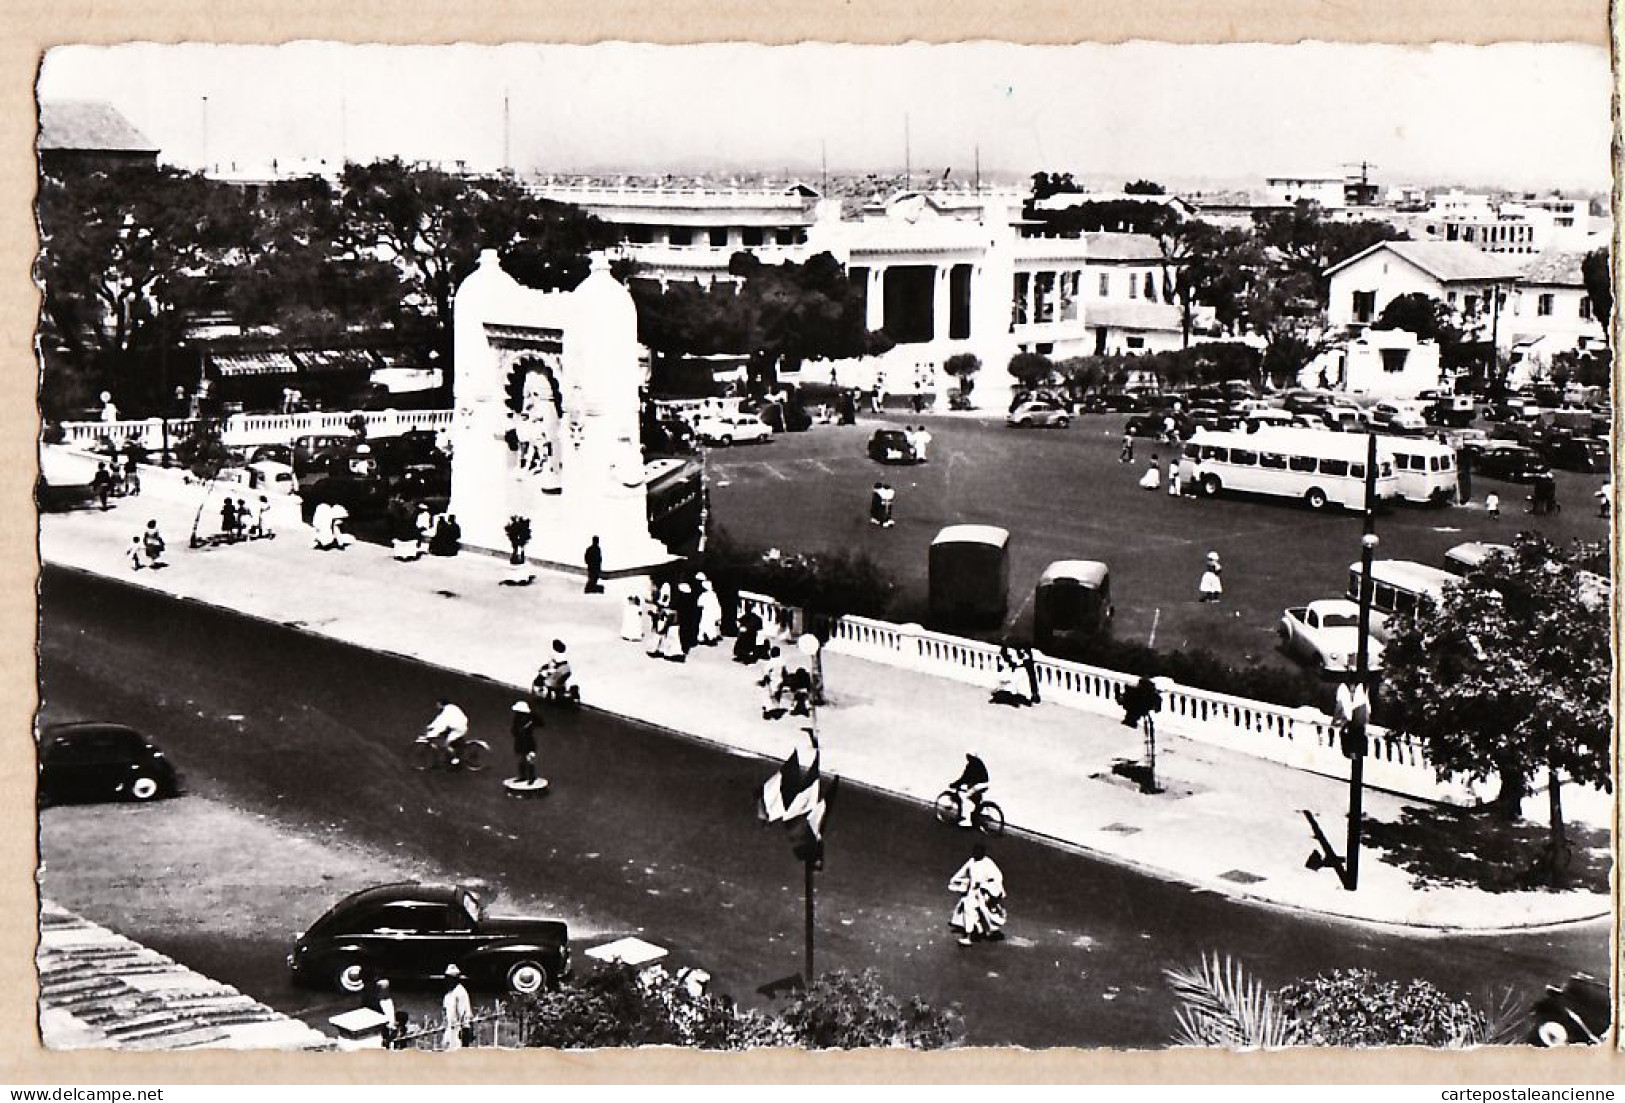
[1379,534,1611,868]
[1581,247,1611,344]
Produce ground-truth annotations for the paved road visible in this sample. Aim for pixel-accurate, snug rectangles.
[37,567,1607,1047]
[707,414,1609,665]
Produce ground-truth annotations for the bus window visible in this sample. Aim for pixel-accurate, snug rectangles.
[1230,449,1258,466]
[1183,442,1200,459]
[1201,445,1229,462]
[1259,452,1287,470]
[1320,458,1349,477]
[1393,589,1415,614]
[1374,582,1398,612]
[1351,463,1366,479]
[1289,455,1317,472]
[1379,462,1392,477]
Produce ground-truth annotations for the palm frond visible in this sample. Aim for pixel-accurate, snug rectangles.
[1164,952,1297,1049]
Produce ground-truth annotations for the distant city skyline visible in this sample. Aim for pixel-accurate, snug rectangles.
[36,41,1615,193]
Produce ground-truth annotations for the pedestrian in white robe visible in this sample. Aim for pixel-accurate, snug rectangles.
[948,844,1007,946]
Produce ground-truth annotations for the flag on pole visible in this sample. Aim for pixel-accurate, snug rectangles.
[757,733,836,866]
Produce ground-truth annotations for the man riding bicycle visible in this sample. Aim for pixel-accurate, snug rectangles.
[425,698,470,767]
[950,752,990,828]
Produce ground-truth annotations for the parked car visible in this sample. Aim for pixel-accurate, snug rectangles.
[693,413,772,446]
[1099,392,1150,413]
[866,428,922,465]
[38,722,179,807]
[1124,413,1169,437]
[1529,975,1610,1046]
[1370,401,1429,434]
[1539,435,1610,473]
[1278,599,1385,674]
[248,443,295,466]
[289,883,571,997]
[1419,393,1478,428]
[1006,400,1071,429]
[1462,441,1550,483]
[1442,541,1513,576]
[1321,404,1371,431]
[388,462,452,502]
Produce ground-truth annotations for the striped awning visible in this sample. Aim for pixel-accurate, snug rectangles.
[211,352,300,378]
[297,349,376,374]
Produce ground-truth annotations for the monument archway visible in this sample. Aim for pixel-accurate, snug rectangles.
[449,250,671,573]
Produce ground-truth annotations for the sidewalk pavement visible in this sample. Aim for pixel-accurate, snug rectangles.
[36,461,1612,934]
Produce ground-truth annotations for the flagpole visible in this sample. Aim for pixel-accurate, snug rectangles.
[804,856,816,981]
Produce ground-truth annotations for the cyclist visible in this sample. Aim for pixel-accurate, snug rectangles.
[533,639,576,703]
[949,752,990,828]
[425,697,470,767]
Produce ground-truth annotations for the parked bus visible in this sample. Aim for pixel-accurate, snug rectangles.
[929,525,1010,629]
[645,458,703,554]
[1385,438,1458,504]
[1346,558,1456,640]
[1179,427,1397,511]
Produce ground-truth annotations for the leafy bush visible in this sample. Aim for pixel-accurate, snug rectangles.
[942,353,981,397]
[1007,351,1056,388]
[700,528,896,621]
[1276,969,1491,1048]
[1048,633,1329,714]
[511,964,958,1050]
[778,969,963,1050]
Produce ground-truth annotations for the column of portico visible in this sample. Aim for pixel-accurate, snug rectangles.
[866,265,887,331]
[1024,270,1037,332]
[932,263,952,342]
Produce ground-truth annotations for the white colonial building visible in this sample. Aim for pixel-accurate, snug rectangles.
[1325,240,1528,338]
[1301,329,1443,399]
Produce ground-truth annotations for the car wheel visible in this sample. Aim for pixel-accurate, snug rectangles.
[128,774,161,802]
[1054,417,1070,428]
[1304,487,1329,511]
[506,960,551,996]
[1199,474,1222,498]
[333,959,368,995]
[1535,1019,1571,1047]
[718,435,732,447]
[1016,418,1031,428]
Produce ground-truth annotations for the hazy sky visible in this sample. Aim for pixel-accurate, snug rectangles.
[36,41,1615,190]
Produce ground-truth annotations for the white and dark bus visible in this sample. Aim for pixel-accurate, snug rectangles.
[1179,427,1398,511]
[1346,558,1457,640]
[1385,438,1458,504]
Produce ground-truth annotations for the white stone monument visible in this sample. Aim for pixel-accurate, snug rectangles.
[450,249,673,573]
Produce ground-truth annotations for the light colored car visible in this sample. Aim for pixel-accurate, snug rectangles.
[1006,401,1071,429]
[1279,598,1385,673]
[692,414,772,446]
[1321,404,1371,431]
[1371,400,1429,433]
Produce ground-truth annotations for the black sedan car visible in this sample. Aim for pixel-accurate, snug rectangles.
[289,883,571,997]
[867,428,921,464]
[1529,974,1610,1046]
[38,722,179,806]
[1463,442,1551,483]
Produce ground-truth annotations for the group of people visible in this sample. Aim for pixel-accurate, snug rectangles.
[629,574,724,662]
[990,645,1041,707]
[310,501,354,551]
[390,503,463,561]
[219,495,272,542]
[91,454,141,509]
[901,424,932,462]
[1136,453,1186,497]
[126,520,167,571]
[868,481,898,527]
[756,644,816,720]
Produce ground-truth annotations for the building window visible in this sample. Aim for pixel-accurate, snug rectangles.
[1538,293,1555,317]
[1098,272,1110,297]
[1447,291,1457,305]
[1128,272,1138,300]
[742,227,765,247]
[1012,273,1030,327]
[1464,294,1479,317]
[1580,296,1593,320]
[1380,349,1408,373]
[709,228,729,247]
[1143,272,1155,299]
[1126,336,1145,350]
[1059,271,1080,322]
[668,227,693,246]
[1352,290,1376,324]
[1034,271,1057,324]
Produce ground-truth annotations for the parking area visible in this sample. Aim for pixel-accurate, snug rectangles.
[706,412,1609,671]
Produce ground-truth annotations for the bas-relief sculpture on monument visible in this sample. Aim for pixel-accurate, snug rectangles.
[450,249,672,572]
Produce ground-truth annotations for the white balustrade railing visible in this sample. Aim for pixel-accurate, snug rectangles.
[737,590,1470,802]
[55,409,454,451]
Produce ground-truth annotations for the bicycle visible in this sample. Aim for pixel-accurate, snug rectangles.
[934,788,1005,836]
[412,735,490,772]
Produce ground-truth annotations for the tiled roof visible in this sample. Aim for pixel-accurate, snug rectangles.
[1327,240,1525,283]
[1519,249,1588,287]
[1087,299,1184,332]
[38,100,158,154]
[1083,232,1164,262]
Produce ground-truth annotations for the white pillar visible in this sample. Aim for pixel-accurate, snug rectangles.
[932,265,951,342]
[866,266,886,331]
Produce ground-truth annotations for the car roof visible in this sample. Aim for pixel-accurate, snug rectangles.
[933,524,1010,548]
[1039,560,1109,585]
[39,721,146,740]
[331,882,465,910]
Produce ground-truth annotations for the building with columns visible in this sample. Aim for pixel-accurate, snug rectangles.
[534,179,1168,411]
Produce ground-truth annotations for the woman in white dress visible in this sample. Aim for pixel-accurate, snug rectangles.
[948,844,1007,946]
[1138,457,1161,491]
[1198,551,1224,602]
[621,595,644,642]
[695,576,723,645]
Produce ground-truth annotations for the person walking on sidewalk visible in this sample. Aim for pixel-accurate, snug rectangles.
[509,701,538,784]
[1119,433,1135,464]
[760,645,787,719]
[621,594,644,642]
[583,536,604,593]
[948,843,1006,947]
[220,497,240,543]
[1198,551,1224,602]
[252,495,272,539]
[141,520,167,569]
[440,965,474,1050]
[92,463,113,511]
[1019,646,1042,704]
[695,575,723,645]
[1485,491,1500,519]
[734,606,765,664]
[877,482,896,527]
[868,482,886,526]
[127,535,145,571]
